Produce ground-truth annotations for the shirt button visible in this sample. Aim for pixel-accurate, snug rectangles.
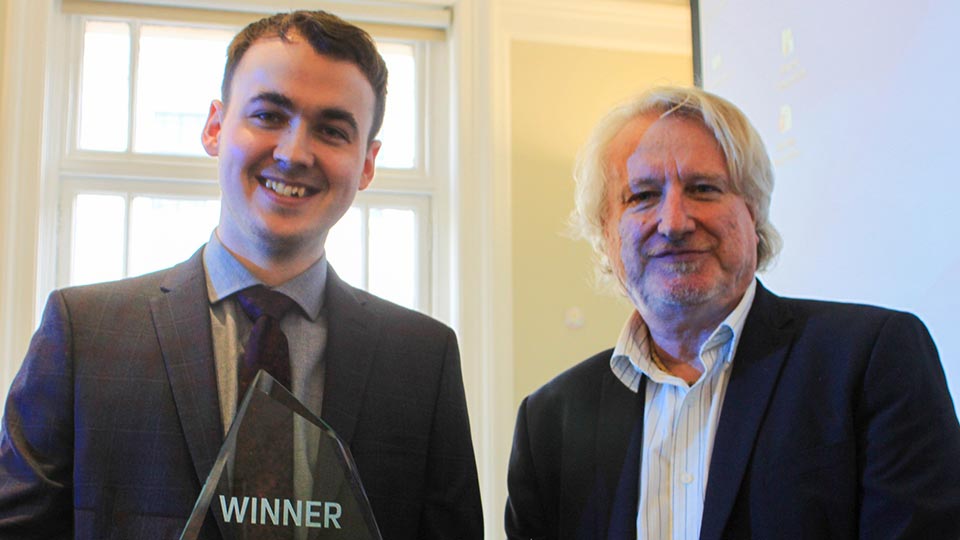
[680,472,694,484]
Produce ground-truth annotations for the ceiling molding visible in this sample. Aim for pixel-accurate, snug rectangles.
[69,0,453,28]
[499,0,691,56]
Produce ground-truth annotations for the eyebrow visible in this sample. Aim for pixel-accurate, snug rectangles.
[627,172,728,186]
[250,91,294,110]
[316,108,360,136]
[249,91,360,136]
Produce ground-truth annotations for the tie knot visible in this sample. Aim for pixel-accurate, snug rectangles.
[236,285,297,321]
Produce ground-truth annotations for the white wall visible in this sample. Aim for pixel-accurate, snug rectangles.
[699,0,960,407]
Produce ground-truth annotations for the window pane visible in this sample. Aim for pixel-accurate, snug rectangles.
[128,196,220,277]
[72,194,126,285]
[78,21,131,152]
[134,25,233,156]
[376,42,417,169]
[368,208,417,309]
[325,207,364,288]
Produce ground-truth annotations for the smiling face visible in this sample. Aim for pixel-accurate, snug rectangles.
[202,33,380,264]
[603,112,758,322]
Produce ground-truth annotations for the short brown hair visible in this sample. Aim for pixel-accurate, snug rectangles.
[222,10,388,142]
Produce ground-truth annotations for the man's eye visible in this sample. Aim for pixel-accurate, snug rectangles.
[691,183,722,195]
[317,125,350,142]
[627,191,659,205]
[251,111,285,125]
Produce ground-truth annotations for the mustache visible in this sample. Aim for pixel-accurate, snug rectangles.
[642,240,710,258]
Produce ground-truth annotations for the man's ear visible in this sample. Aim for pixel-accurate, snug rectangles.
[201,100,224,157]
[359,139,382,191]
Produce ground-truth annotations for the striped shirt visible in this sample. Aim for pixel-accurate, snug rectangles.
[610,280,756,540]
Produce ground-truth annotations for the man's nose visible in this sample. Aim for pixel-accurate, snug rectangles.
[656,188,694,239]
[273,121,315,168]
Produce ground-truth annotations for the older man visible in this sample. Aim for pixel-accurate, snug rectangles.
[505,86,960,540]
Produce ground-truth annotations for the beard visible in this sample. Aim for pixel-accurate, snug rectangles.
[627,259,724,309]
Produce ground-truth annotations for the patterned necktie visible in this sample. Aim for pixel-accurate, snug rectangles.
[236,285,297,401]
[233,286,297,534]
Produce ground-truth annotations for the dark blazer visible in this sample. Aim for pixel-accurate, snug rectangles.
[0,248,483,539]
[505,282,960,540]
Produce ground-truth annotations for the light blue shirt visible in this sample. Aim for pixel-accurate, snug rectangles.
[610,280,757,540]
[202,232,328,433]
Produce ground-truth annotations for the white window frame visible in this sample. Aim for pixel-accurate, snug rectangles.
[329,192,433,312]
[57,176,221,285]
[4,2,501,535]
[41,5,450,320]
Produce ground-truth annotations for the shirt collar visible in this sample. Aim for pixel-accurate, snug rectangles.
[611,279,758,383]
[202,231,327,321]
[708,278,756,364]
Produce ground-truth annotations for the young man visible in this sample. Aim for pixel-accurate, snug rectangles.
[0,11,482,539]
[506,86,960,539]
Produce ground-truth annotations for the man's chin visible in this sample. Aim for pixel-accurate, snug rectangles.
[633,277,720,309]
[651,288,715,307]
[254,226,321,257]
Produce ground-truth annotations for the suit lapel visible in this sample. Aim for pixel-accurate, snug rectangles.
[595,371,646,540]
[151,248,224,485]
[699,282,796,540]
[319,266,380,445]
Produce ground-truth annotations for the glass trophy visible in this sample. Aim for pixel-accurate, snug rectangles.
[180,371,383,540]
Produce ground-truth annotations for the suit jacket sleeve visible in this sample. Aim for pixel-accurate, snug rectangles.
[857,311,960,538]
[503,350,637,540]
[0,291,74,538]
[418,329,484,540]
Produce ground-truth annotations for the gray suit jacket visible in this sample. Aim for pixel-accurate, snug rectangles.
[0,248,483,539]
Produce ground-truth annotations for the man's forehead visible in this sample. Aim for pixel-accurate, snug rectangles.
[229,34,374,108]
[605,112,728,184]
[235,33,308,72]
[625,112,715,148]
[232,32,361,87]
[226,35,293,97]
[604,113,668,173]
[608,113,659,156]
